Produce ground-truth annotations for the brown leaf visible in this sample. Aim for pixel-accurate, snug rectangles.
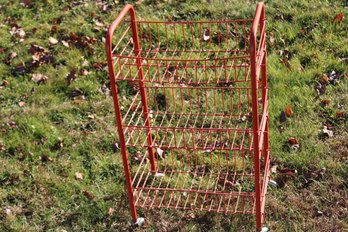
[12,62,27,76]
[333,13,344,23]
[314,82,326,96]
[69,32,79,41]
[79,69,90,76]
[70,88,83,98]
[82,190,94,200]
[0,47,5,54]
[29,44,46,55]
[72,99,82,105]
[320,74,329,85]
[279,168,297,176]
[52,137,63,150]
[335,111,345,118]
[92,62,105,70]
[40,155,52,162]
[51,25,59,33]
[75,172,83,180]
[288,137,299,145]
[9,52,17,60]
[288,137,300,151]
[320,99,330,107]
[284,105,293,117]
[66,69,77,85]
[21,0,32,7]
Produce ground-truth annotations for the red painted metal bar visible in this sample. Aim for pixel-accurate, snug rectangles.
[105,4,139,222]
[129,11,157,172]
[250,2,265,231]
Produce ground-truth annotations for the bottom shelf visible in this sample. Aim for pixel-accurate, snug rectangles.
[131,152,257,214]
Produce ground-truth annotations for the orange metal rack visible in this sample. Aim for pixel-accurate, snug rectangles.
[105,2,270,231]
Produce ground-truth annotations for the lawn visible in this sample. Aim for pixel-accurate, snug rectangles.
[0,0,347,231]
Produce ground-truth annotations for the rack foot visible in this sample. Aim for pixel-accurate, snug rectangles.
[134,217,145,227]
[259,226,269,232]
[268,179,278,188]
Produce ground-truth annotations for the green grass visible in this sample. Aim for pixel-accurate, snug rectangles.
[0,0,347,231]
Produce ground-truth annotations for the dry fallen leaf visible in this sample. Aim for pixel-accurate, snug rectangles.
[52,137,63,150]
[156,147,164,159]
[70,88,83,98]
[51,25,59,33]
[322,126,333,138]
[21,0,32,7]
[335,112,344,118]
[66,69,77,85]
[12,62,27,76]
[9,52,17,59]
[284,105,293,117]
[320,74,329,84]
[49,37,58,45]
[320,99,330,107]
[107,207,114,216]
[29,44,47,55]
[333,13,344,23]
[1,80,10,87]
[279,110,287,123]
[92,62,105,70]
[18,101,26,107]
[72,99,82,105]
[288,137,300,151]
[203,29,210,41]
[75,172,83,180]
[271,164,278,174]
[40,155,52,162]
[279,168,297,176]
[82,190,94,200]
[31,73,48,84]
[328,70,341,85]
[62,40,69,47]
[0,142,5,152]
[269,32,275,46]
[10,27,26,38]
[314,82,326,96]
[111,143,119,152]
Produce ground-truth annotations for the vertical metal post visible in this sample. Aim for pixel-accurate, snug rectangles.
[129,9,156,172]
[250,2,264,231]
[105,6,138,223]
[260,12,269,223]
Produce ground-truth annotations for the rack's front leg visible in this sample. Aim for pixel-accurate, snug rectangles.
[129,10,156,172]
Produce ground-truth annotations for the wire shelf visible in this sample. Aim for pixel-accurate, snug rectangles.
[105,2,270,230]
